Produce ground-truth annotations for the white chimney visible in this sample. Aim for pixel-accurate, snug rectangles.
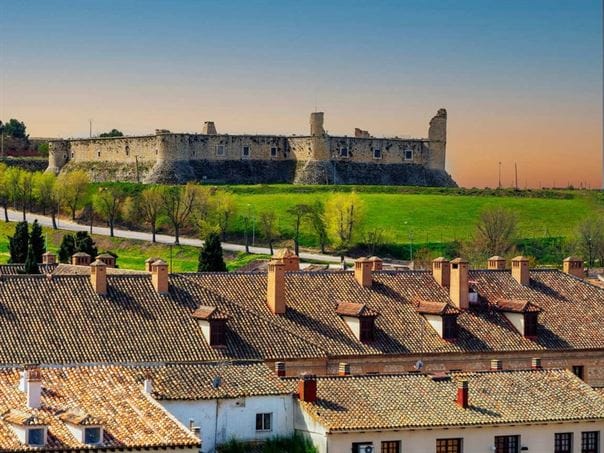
[26,368,42,409]
[143,377,153,395]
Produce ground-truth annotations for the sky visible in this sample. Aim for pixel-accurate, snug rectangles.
[0,0,602,188]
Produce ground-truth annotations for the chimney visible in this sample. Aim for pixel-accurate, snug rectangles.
[143,376,153,395]
[432,257,450,287]
[42,251,56,265]
[487,256,506,270]
[267,260,286,314]
[274,248,300,271]
[338,362,351,376]
[26,367,42,409]
[90,260,107,295]
[449,258,469,310]
[531,358,542,370]
[275,362,286,377]
[369,256,383,271]
[96,253,116,268]
[145,257,159,272]
[490,359,502,371]
[354,258,373,288]
[72,252,91,266]
[151,259,169,294]
[298,374,317,403]
[563,257,584,278]
[455,380,469,409]
[511,256,530,285]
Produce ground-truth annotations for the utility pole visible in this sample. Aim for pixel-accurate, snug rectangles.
[89,119,93,138]
[498,162,502,189]
[514,162,518,190]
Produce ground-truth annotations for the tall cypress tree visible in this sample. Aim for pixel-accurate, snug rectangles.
[8,221,29,264]
[58,234,76,263]
[198,232,227,272]
[29,220,45,263]
[75,231,98,258]
[23,243,39,274]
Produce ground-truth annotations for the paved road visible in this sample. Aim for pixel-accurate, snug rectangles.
[5,209,353,264]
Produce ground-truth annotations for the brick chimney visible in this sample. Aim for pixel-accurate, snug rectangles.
[490,359,502,371]
[456,380,469,409]
[531,358,542,370]
[96,253,116,268]
[338,362,351,376]
[151,259,169,294]
[145,257,160,272]
[274,248,300,271]
[42,251,56,265]
[369,256,383,271]
[90,260,107,295]
[432,257,450,287]
[275,362,286,377]
[298,374,317,403]
[449,258,469,310]
[511,256,529,286]
[26,367,42,409]
[487,256,506,270]
[267,260,286,314]
[72,252,91,266]
[563,257,584,278]
[354,258,373,288]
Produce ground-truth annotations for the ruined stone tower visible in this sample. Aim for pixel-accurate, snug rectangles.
[428,108,447,170]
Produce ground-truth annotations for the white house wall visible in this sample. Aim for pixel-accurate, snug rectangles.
[160,395,293,453]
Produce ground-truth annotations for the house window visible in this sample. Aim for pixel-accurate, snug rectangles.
[382,440,400,453]
[373,148,381,159]
[436,438,462,453]
[84,427,102,445]
[352,442,374,453]
[359,317,375,343]
[270,147,278,157]
[242,145,250,158]
[209,320,226,347]
[573,365,585,380]
[404,148,413,161]
[339,147,349,158]
[582,431,599,453]
[216,145,225,156]
[524,312,538,337]
[27,428,45,446]
[443,315,458,340]
[255,413,272,431]
[495,435,519,453]
[555,433,572,453]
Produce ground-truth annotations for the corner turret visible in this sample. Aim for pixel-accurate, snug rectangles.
[46,140,70,174]
[427,108,447,170]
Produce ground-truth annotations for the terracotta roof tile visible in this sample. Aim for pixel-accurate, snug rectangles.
[415,299,460,315]
[494,298,542,313]
[335,301,378,318]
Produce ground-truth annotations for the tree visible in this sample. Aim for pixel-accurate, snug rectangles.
[136,187,163,243]
[472,206,518,257]
[23,243,39,274]
[287,204,312,256]
[363,227,388,256]
[160,183,204,244]
[29,220,45,263]
[93,185,127,237]
[75,231,98,257]
[58,234,76,263]
[8,221,29,264]
[307,201,329,254]
[2,119,27,139]
[259,210,278,255]
[5,167,24,216]
[213,191,237,241]
[198,232,227,272]
[20,170,36,219]
[575,217,604,268]
[58,170,90,220]
[324,192,364,251]
[99,129,124,137]
[33,172,56,216]
[0,164,9,222]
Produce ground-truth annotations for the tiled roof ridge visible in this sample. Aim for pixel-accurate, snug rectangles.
[175,274,331,356]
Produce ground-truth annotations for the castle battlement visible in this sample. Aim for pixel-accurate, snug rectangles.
[47,110,455,186]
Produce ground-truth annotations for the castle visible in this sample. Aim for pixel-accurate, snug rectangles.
[47,109,456,186]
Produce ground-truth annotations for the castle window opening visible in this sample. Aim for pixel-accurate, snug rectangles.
[373,148,382,159]
[125,145,130,156]
[404,148,413,161]
[339,147,349,158]
[97,150,101,158]
[242,145,250,158]
[216,145,225,157]
[71,151,74,158]
[270,146,278,157]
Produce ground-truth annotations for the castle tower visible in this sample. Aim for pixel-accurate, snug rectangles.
[46,140,70,174]
[309,112,329,160]
[427,108,447,170]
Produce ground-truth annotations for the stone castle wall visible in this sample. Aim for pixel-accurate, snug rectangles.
[48,110,456,186]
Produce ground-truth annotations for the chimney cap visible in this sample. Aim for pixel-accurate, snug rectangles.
[368,256,383,262]
[511,255,529,262]
[42,251,56,257]
[450,257,468,264]
[90,259,107,267]
[145,257,159,263]
[152,259,168,267]
[433,256,449,262]
[274,248,296,259]
[96,252,114,259]
[72,252,91,258]
[488,255,505,260]
[563,256,583,262]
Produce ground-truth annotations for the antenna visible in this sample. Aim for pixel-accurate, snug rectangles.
[514,162,518,190]
[414,359,424,371]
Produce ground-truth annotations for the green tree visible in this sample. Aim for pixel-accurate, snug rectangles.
[258,210,278,255]
[0,163,9,222]
[286,204,312,256]
[575,217,604,268]
[37,142,49,157]
[23,243,39,274]
[5,167,24,218]
[160,183,205,245]
[58,234,76,263]
[93,185,127,237]
[58,170,90,220]
[99,129,124,137]
[137,187,163,243]
[2,119,27,138]
[472,206,518,257]
[33,171,56,216]
[20,170,36,219]
[198,232,227,272]
[324,192,364,251]
[29,220,45,263]
[212,191,238,241]
[75,231,98,257]
[307,201,329,254]
[8,221,29,264]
